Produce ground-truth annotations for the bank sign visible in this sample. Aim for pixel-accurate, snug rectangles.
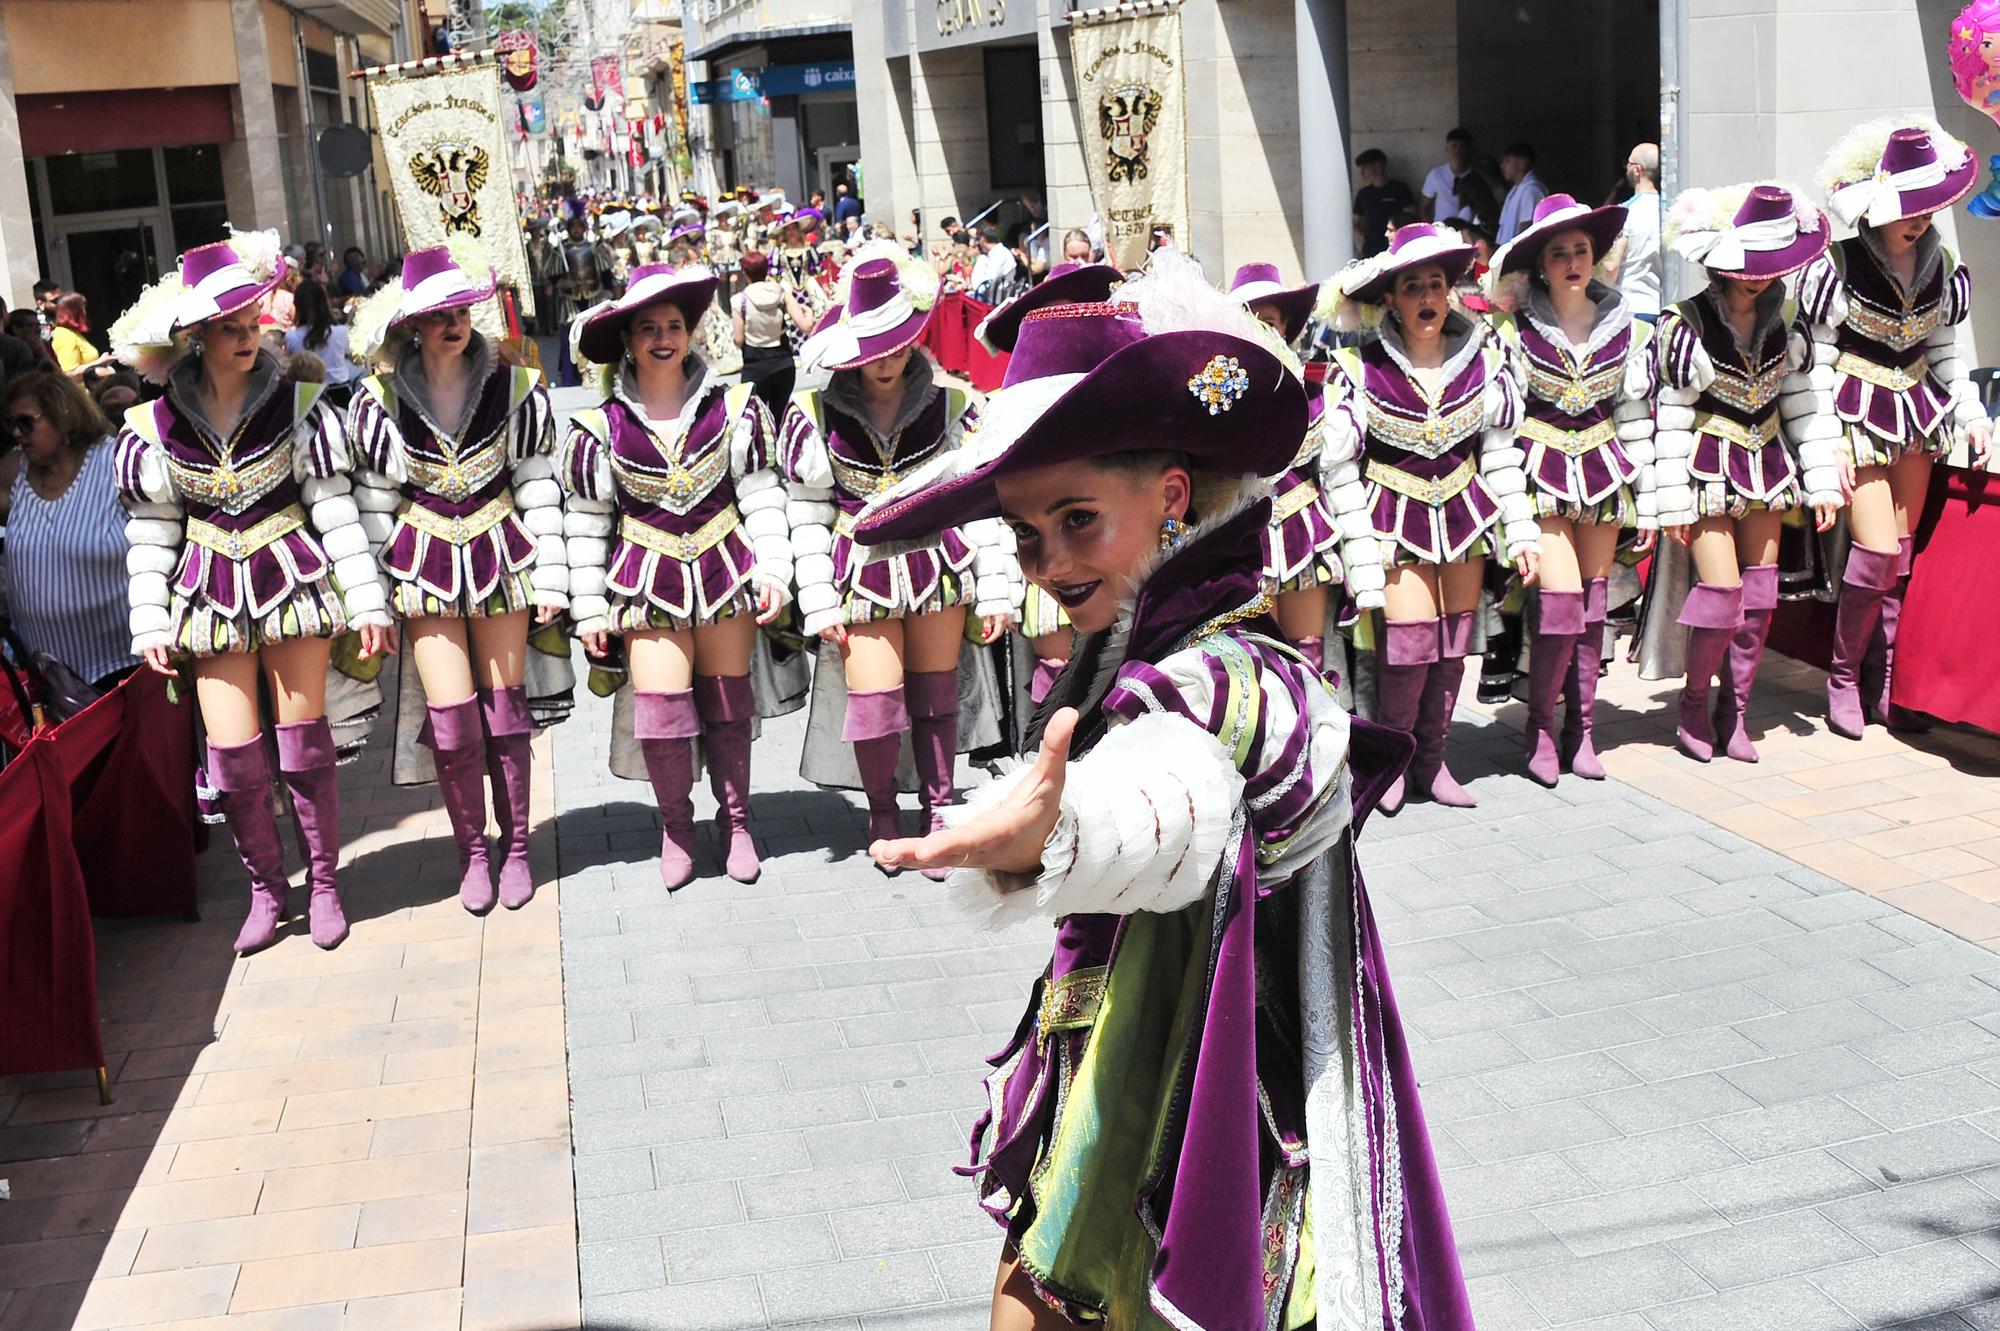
[916,0,1036,50]
[689,61,855,103]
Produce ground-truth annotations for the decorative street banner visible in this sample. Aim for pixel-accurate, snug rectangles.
[1069,0,1188,269]
[592,55,624,102]
[366,57,535,317]
[496,29,538,91]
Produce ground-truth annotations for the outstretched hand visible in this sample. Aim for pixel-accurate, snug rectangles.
[870,707,1077,878]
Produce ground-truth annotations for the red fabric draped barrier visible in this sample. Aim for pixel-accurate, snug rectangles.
[1897,464,2000,732]
[918,292,1009,392]
[0,672,199,1079]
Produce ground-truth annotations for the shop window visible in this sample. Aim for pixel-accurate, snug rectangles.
[163,145,227,204]
[983,46,1044,191]
[45,150,159,215]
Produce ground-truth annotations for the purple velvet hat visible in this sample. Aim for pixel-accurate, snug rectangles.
[974,261,1123,354]
[1674,185,1828,280]
[853,302,1306,545]
[1493,194,1628,276]
[1825,126,1978,228]
[798,257,933,372]
[576,263,720,364]
[388,245,497,328]
[1227,263,1320,344]
[1341,224,1477,304]
[173,238,290,329]
[668,223,705,244]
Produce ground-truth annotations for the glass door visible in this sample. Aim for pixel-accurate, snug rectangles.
[53,215,164,339]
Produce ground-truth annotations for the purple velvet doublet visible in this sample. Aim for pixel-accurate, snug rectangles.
[1512,315,1646,506]
[1263,389,1344,589]
[1812,235,1969,449]
[1659,292,1801,503]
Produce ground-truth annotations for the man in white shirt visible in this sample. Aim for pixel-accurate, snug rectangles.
[1604,142,1663,322]
[968,225,1018,302]
[1497,142,1549,242]
[1421,127,1477,225]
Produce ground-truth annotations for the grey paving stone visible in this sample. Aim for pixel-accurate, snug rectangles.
[643,1062,790,1107]
[1734,999,1902,1057]
[661,1215,839,1282]
[583,1277,766,1331]
[652,1132,813,1186]
[1669,1209,1872,1291]
[1406,1029,1533,1080]
[719,1085,874,1136]
[1750,957,1910,1011]
[1870,941,2000,985]
[1831,1122,2000,1189]
[1808,1237,2000,1327]
[1640,1276,1864,1331]
[1501,1008,1660,1061]
[1719,1047,1894,1108]
[1465,1274,1551,1330]
[739,1162,907,1221]
[1477,1051,1640,1109]
[1686,1150,1878,1223]
[1610,1028,1767,1084]
[1507,1243,1711,1322]
[1843,1067,2000,1132]
[825,1195,997,1257]
[576,1180,746,1241]
[580,1236,667,1297]
[1559,1124,1746,1193]
[1818,1175,1997,1254]
[573,1146,657,1200]
[757,1252,945,1324]
[1588,1071,1762,1133]
[573,1101,727,1155]
[1859,978,2000,1035]
[1707,1095,1893,1163]
[1532,1179,1730,1258]
[1440,1153,1599,1219]
[1629,981,1784,1037]
[1451,1208,1572,1279]
[1452,1100,1623,1163]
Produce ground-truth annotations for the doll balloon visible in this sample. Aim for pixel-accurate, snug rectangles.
[1948,1,2000,215]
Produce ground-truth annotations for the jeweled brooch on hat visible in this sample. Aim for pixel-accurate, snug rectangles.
[1187,355,1249,415]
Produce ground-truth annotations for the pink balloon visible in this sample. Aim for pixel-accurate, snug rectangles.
[1950,2,2000,127]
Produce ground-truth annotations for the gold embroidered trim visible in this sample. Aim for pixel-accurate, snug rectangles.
[1705,359,1786,415]
[185,504,307,560]
[1036,967,1107,1047]
[619,507,742,561]
[610,431,730,511]
[167,439,293,513]
[1365,455,1478,505]
[1520,415,1618,458]
[1835,351,1925,394]
[1693,411,1780,450]
[1525,355,1622,417]
[404,439,506,501]
[1366,392,1484,457]
[1271,479,1321,522]
[396,491,516,545]
[1843,293,1943,351]
[1189,592,1277,647]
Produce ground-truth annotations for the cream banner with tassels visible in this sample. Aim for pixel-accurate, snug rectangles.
[367,59,534,319]
[1070,2,1188,270]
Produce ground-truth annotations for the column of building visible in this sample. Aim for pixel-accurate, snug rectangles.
[0,12,34,308]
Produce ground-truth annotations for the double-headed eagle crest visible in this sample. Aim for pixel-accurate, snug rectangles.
[1099,84,1161,184]
[411,144,491,237]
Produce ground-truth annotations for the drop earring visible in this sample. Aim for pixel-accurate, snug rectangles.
[1159,517,1189,552]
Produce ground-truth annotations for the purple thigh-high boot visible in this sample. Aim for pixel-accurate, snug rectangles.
[1295,635,1326,679]
[429,696,495,913]
[1524,590,1585,787]
[1867,534,1928,731]
[1412,610,1478,807]
[694,675,760,884]
[1029,657,1065,706]
[481,686,537,909]
[1827,543,1900,740]
[907,671,960,882]
[276,718,348,949]
[209,733,290,955]
[635,689,702,890]
[1562,576,1610,780]
[844,686,909,873]
[1714,564,1778,764]
[1676,581,1745,762]
[1375,617,1439,816]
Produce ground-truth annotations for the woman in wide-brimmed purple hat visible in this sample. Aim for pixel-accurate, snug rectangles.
[342,244,567,914]
[1228,262,1348,683]
[849,253,1477,1331]
[770,209,828,352]
[1323,223,1542,813]
[109,230,392,955]
[559,263,793,889]
[779,253,1017,877]
[1653,182,1839,764]
[1485,194,1663,786]
[974,261,1123,706]
[1798,120,1992,739]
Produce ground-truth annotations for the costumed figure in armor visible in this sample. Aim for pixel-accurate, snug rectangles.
[344,246,566,913]
[110,233,391,953]
[744,190,786,257]
[780,255,1017,879]
[1228,262,1347,680]
[629,212,665,270]
[1800,121,1992,737]
[600,211,637,293]
[560,264,793,888]
[1324,224,1542,812]
[1486,195,1663,785]
[706,200,745,298]
[852,254,1477,1331]
[558,214,614,326]
[1656,183,1840,762]
[974,260,1125,706]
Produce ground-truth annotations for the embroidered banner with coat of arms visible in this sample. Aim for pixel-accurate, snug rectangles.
[1069,2,1188,270]
[367,57,535,317]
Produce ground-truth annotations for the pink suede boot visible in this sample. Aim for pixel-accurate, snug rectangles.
[844,686,909,873]
[694,675,761,883]
[275,718,347,948]
[1828,544,1899,740]
[635,689,701,890]
[1713,564,1777,764]
[907,671,960,882]
[481,686,537,908]
[209,734,289,955]
[429,697,495,913]
[1524,590,1584,787]
[1676,581,1744,762]
[1561,577,1609,780]
[1411,611,1477,807]
[1375,617,1438,815]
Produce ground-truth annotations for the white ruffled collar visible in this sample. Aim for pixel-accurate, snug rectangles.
[824,353,939,443]
[1524,281,1633,359]
[1379,309,1486,385]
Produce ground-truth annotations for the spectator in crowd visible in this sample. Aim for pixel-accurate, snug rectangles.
[89,369,141,419]
[337,247,370,297]
[1061,227,1095,264]
[1352,147,1415,258]
[284,280,359,408]
[938,215,968,251]
[6,311,55,370]
[833,180,863,230]
[33,280,60,336]
[302,241,330,285]
[0,301,42,387]
[731,250,815,419]
[0,371,134,688]
[1603,141,1663,323]
[527,219,565,336]
[50,294,109,377]
[1497,141,1550,241]
[968,224,1018,302]
[1422,127,1481,224]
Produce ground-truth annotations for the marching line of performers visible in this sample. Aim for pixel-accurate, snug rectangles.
[107,117,1988,958]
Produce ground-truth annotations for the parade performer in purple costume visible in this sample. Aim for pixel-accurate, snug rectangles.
[344,245,566,913]
[1325,224,1541,812]
[1488,196,1664,784]
[559,264,792,889]
[110,231,391,953]
[975,261,1125,705]
[854,254,1475,1331]
[1658,183,1840,762]
[1229,262,1350,679]
[1800,120,1993,738]
[780,253,1016,879]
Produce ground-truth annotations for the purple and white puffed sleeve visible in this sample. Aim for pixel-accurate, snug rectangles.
[295,394,390,630]
[729,392,792,607]
[1927,262,1985,436]
[1477,343,1539,559]
[115,412,183,655]
[779,400,842,637]
[1782,308,1844,510]
[343,387,405,563]
[556,417,616,637]
[1619,323,1666,529]
[1650,309,1704,529]
[508,379,569,612]
[1316,365,1384,609]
